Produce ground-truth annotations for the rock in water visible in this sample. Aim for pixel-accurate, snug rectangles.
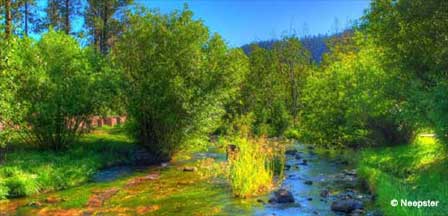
[331,199,363,213]
[320,189,329,198]
[304,180,313,185]
[285,149,298,155]
[183,166,197,172]
[270,189,295,203]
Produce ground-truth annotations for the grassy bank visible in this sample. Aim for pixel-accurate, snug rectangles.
[0,127,137,199]
[357,136,447,216]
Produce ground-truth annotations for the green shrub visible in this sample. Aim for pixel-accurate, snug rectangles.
[284,127,300,140]
[0,180,9,199]
[0,31,117,150]
[1,168,40,198]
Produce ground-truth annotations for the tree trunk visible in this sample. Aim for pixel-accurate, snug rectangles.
[100,2,109,54]
[24,0,29,36]
[64,0,70,34]
[5,0,11,38]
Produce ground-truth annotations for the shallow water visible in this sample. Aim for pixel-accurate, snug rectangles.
[0,142,375,215]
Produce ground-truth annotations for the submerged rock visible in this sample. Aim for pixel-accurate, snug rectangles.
[343,169,357,176]
[269,189,295,203]
[183,166,197,172]
[298,159,308,165]
[28,201,43,208]
[304,180,313,185]
[320,189,329,198]
[331,199,363,213]
[285,149,298,155]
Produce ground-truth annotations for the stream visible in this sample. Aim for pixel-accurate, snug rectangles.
[0,141,379,216]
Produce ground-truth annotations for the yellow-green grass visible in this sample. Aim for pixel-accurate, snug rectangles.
[357,136,447,216]
[227,136,285,198]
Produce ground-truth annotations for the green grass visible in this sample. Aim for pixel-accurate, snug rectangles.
[357,136,447,216]
[0,126,137,199]
[226,136,285,198]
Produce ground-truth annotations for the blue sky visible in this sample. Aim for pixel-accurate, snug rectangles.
[136,0,372,47]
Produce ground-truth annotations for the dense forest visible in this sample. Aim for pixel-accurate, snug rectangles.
[0,0,447,215]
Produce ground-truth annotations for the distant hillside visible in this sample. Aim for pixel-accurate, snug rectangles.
[241,34,331,63]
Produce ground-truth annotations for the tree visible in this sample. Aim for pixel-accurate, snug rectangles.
[365,0,448,84]
[84,0,132,54]
[299,32,413,148]
[238,44,290,136]
[14,0,40,36]
[112,7,248,161]
[273,37,311,125]
[364,0,448,143]
[4,0,12,38]
[44,0,81,34]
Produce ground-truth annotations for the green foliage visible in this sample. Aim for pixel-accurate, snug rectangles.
[358,136,447,216]
[232,37,311,137]
[365,0,448,84]
[0,180,9,200]
[283,127,300,140]
[113,7,248,160]
[226,136,285,198]
[365,0,448,145]
[0,31,117,149]
[1,168,41,197]
[299,32,413,147]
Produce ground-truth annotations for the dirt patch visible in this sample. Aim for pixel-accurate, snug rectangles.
[38,208,83,216]
[136,205,160,214]
[87,188,120,208]
[125,172,160,187]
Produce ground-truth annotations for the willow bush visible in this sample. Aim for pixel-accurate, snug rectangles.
[112,7,248,161]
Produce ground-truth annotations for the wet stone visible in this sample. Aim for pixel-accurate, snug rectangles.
[285,149,298,155]
[320,189,329,198]
[298,160,308,166]
[304,180,313,185]
[269,189,295,203]
[331,199,363,213]
[27,201,43,208]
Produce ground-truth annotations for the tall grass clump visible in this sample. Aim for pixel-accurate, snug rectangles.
[227,136,285,198]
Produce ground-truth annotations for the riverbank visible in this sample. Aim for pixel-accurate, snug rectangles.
[0,127,138,200]
[1,138,381,215]
[357,136,447,216]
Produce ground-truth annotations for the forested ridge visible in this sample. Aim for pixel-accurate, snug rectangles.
[0,0,447,215]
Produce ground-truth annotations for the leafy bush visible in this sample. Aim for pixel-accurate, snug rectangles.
[113,7,248,161]
[1,167,40,197]
[0,180,9,200]
[0,32,117,149]
[284,127,300,140]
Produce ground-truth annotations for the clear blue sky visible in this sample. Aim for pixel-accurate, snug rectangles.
[136,0,372,47]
